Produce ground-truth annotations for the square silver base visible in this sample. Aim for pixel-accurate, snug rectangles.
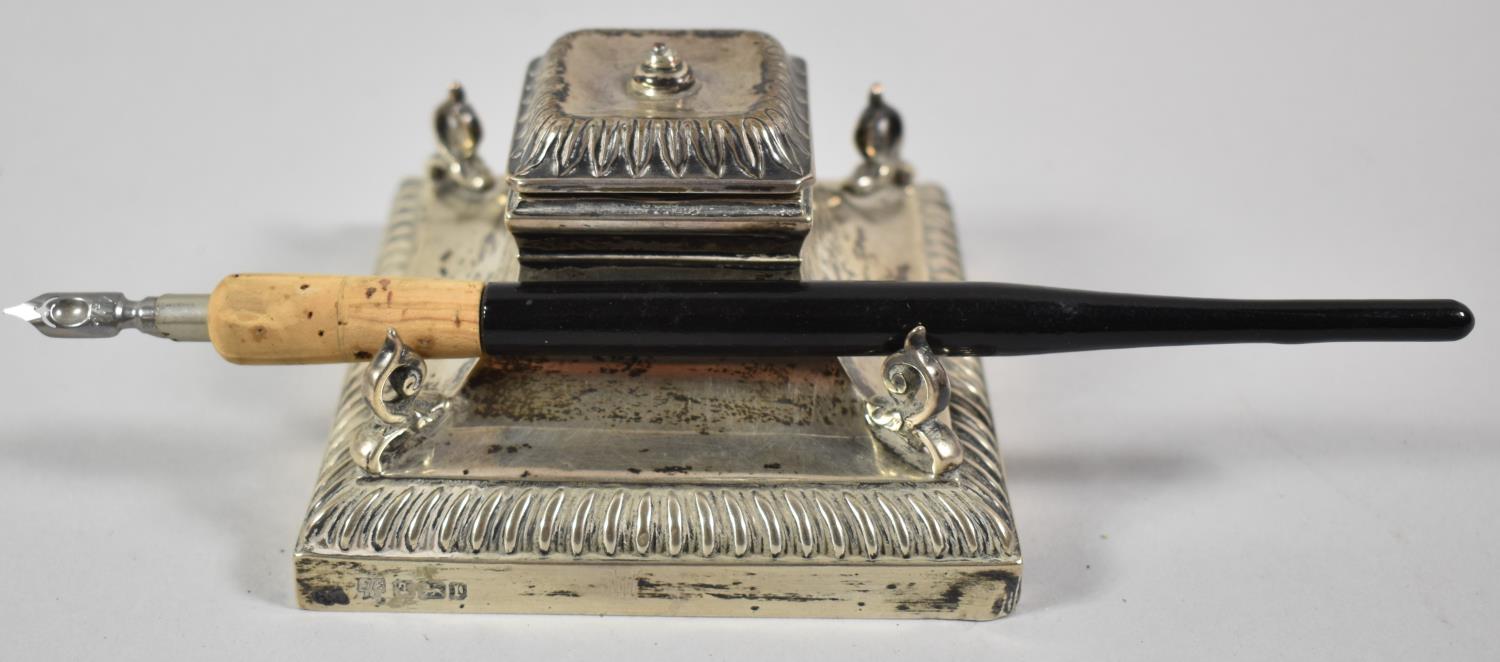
[293,177,1021,620]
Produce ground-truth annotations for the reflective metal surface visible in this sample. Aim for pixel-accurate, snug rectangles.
[503,30,813,280]
[863,326,963,474]
[848,84,913,194]
[430,83,494,193]
[294,30,1020,620]
[5,292,209,341]
[631,43,696,96]
[297,175,1020,619]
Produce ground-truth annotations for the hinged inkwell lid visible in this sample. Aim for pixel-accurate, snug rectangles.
[504,29,814,279]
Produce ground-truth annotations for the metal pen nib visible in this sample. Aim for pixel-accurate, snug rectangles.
[3,301,43,324]
[5,292,211,341]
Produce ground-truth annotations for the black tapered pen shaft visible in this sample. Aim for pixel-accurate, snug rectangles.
[8,275,1473,364]
[479,281,1474,357]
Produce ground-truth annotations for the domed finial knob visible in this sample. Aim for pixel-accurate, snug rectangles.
[632,42,695,96]
[645,43,680,71]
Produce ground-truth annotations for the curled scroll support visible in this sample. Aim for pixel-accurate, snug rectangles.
[365,328,428,425]
[862,326,964,476]
[352,328,450,475]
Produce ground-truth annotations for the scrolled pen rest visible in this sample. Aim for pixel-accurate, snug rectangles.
[7,30,1473,619]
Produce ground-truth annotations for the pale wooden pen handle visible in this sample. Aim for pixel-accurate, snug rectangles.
[207,274,483,364]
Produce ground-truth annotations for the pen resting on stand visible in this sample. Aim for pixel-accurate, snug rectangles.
[6,273,1474,364]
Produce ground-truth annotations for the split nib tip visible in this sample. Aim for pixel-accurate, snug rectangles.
[4,302,39,323]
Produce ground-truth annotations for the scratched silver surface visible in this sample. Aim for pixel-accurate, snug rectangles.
[294,175,1020,618]
[503,30,815,279]
[354,179,970,483]
[311,172,1017,547]
[295,28,1018,618]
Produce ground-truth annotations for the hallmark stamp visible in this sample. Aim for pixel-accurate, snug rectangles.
[357,575,467,602]
[356,576,386,600]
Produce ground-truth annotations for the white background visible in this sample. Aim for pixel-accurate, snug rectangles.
[1,1,1495,659]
